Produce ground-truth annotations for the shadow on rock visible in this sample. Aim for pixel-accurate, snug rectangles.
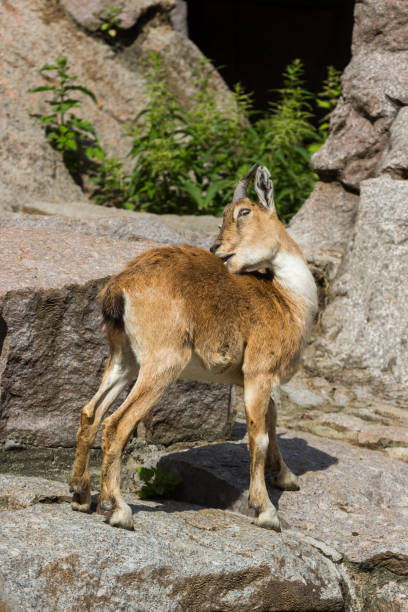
[155,432,338,517]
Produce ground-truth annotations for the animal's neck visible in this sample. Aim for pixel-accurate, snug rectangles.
[272,249,318,316]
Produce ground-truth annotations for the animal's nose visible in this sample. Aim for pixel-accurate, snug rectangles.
[210,242,221,254]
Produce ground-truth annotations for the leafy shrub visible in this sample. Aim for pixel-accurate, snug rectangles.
[136,465,182,500]
[29,55,341,222]
[28,57,101,184]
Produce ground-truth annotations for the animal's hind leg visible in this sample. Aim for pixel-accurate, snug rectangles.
[99,354,189,530]
[265,397,299,491]
[70,332,137,512]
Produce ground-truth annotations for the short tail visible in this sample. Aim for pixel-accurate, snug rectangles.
[100,283,125,331]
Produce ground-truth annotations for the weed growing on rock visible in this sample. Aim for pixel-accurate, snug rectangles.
[28,57,101,185]
[137,465,182,500]
[100,4,122,39]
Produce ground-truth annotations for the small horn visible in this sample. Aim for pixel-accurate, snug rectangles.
[232,163,259,202]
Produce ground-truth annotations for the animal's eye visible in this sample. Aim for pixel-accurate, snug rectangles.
[238,208,251,218]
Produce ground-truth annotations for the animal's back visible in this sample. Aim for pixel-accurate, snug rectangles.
[101,245,303,383]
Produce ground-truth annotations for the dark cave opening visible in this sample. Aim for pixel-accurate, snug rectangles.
[187,0,355,111]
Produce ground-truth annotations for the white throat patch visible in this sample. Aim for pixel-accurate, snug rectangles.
[273,251,318,312]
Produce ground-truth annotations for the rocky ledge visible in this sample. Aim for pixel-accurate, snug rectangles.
[2,422,408,611]
[0,474,344,612]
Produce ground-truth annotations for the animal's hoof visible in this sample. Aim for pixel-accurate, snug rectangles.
[252,508,281,532]
[271,468,300,491]
[70,483,91,513]
[110,505,134,531]
[71,500,91,513]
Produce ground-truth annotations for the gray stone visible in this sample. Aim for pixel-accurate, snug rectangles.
[379,106,408,177]
[283,174,408,444]
[0,474,70,510]
[353,0,408,54]
[313,175,408,406]
[139,381,233,445]
[373,582,408,611]
[312,51,408,189]
[0,210,200,249]
[169,0,188,36]
[288,181,358,276]
[0,478,344,612]
[0,226,232,449]
[157,426,408,570]
[15,198,220,248]
[0,95,86,212]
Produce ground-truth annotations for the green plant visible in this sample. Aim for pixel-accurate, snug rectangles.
[87,149,132,208]
[100,4,122,38]
[28,57,100,183]
[136,465,182,499]
[29,55,341,221]
[253,59,320,221]
[127,54,256,215]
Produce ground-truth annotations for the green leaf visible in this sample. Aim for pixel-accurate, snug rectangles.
[65,85,97,103]
[39,64,60,72]
[27,85,57,93]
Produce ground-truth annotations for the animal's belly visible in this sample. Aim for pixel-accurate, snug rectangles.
[180,353,243,386]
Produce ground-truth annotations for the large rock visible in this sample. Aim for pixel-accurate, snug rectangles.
[281,176,408,450]
[352,0,408,54]
[312,51,408,189]
[0,476,345,612]
[0,224,232,454]
[378,106,408,177]
[285,0,408,446]
[0,207,217,250]
[0,0,230,210]
[309,175,408,405]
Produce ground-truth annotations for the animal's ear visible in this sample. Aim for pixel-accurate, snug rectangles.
[255,166,275,212]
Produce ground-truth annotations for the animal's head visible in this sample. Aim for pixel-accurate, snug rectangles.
[210,164,293,274]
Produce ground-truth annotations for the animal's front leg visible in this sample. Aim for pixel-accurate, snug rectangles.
[266,397,299,491]
[244,375,280,531]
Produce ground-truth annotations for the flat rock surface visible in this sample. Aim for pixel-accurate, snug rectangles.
[0,477,344,612]
[157,424,408,570]
[0,226,160,294]
[0,474,70,510]
[16,198,220,247]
